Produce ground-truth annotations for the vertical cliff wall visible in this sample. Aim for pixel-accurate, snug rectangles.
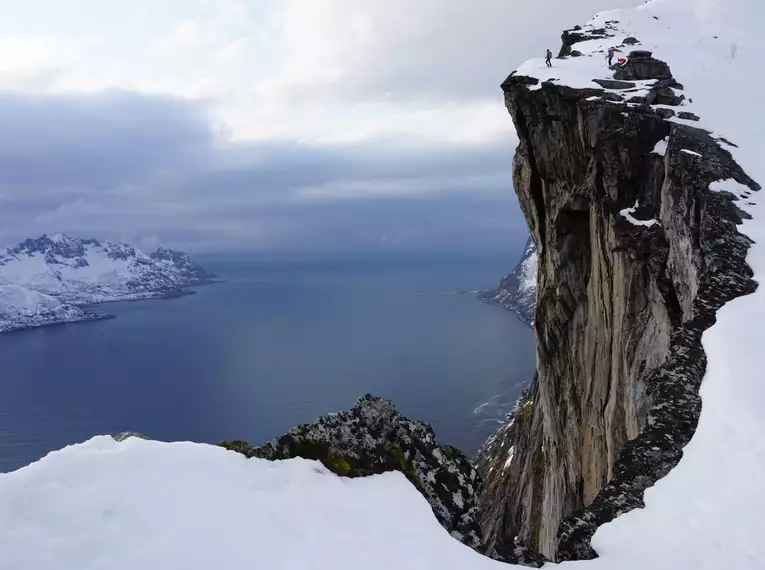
[478,23,758,563]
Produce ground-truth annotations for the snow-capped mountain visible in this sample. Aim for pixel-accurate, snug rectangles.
[478,237,537,325]
[0,234,214,332]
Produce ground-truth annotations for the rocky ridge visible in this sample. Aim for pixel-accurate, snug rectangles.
[220,395,488,557]
[478,17,759,563]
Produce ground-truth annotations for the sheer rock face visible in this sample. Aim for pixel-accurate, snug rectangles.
[220,395,486,555]
[479,69,758,560]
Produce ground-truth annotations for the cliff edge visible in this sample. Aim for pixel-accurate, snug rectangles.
[479,3,762,564]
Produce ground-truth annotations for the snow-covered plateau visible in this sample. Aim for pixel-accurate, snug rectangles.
[0,234,213,332]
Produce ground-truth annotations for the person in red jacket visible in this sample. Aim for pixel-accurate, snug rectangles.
[607,47,616,65]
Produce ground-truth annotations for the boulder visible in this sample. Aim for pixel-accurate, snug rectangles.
[613,52,673,80]
[623,37,640,45]
[678,111,701,121]
[559,27,610,57]
[655,107,677,119]
[656,78,684,90]
[645,85,685,106]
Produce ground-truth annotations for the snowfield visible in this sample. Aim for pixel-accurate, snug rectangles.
[0,437,506,570]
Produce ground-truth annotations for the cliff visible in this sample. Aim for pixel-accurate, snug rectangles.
[478,9,759,564]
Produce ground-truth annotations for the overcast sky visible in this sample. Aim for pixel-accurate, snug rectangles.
[0,0,639,255]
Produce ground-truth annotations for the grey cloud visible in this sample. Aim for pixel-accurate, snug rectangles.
[0,90,525,253]
[282,0,645,103]
[0,90,212,186]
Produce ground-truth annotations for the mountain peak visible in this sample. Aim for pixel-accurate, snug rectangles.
[0,233,214,308]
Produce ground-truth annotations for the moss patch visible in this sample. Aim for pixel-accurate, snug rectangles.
[219,437,424,489]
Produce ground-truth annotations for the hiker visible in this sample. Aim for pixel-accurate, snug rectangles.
[545,48,553,67]
[617,56,627,67]
[607,47,616,65]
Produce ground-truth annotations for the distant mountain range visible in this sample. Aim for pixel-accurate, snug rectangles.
[478,238,537,325]
[0,234,214,332]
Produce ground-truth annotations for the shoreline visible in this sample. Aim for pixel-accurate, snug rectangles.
[0,280,220,335]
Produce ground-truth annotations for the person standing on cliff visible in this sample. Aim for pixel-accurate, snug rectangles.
[545,49,553,67]
[607,47,616,66]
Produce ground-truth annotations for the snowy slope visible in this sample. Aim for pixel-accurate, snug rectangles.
[479,238,538,325]
[510,0,765,568]
[0,437,507,570]
[0,283,107,333]
[0,234,213,305]
[0,234,213,332]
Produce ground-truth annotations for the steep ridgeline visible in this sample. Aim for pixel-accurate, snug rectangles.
[478,15,758,564]
[479,238,538,325]
[0,234,214,332]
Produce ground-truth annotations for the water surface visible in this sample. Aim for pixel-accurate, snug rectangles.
[0,254,535,472]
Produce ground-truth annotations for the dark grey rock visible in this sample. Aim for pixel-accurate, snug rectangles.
[645,85,684,106]
[558,27,611,57]
[655,107,676,119]
[614,53,673,80]
[678,111,701,121]
[592,79,636,90]
[657,78,684,90]
[570,50,584,57]
[600,92,624,102]
[623,37,640,45]
[220,395,487,556]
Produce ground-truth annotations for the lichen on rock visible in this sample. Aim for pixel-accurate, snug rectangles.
[220,394,486,555]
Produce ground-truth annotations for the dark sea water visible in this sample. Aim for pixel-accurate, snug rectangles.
[0,254,535,473]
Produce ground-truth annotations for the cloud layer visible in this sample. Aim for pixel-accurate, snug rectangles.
[0,0,642,254]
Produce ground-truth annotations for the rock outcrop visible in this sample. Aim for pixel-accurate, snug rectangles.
[478,24,758,564]
[613,50,673,81]
[220,395,486,555]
